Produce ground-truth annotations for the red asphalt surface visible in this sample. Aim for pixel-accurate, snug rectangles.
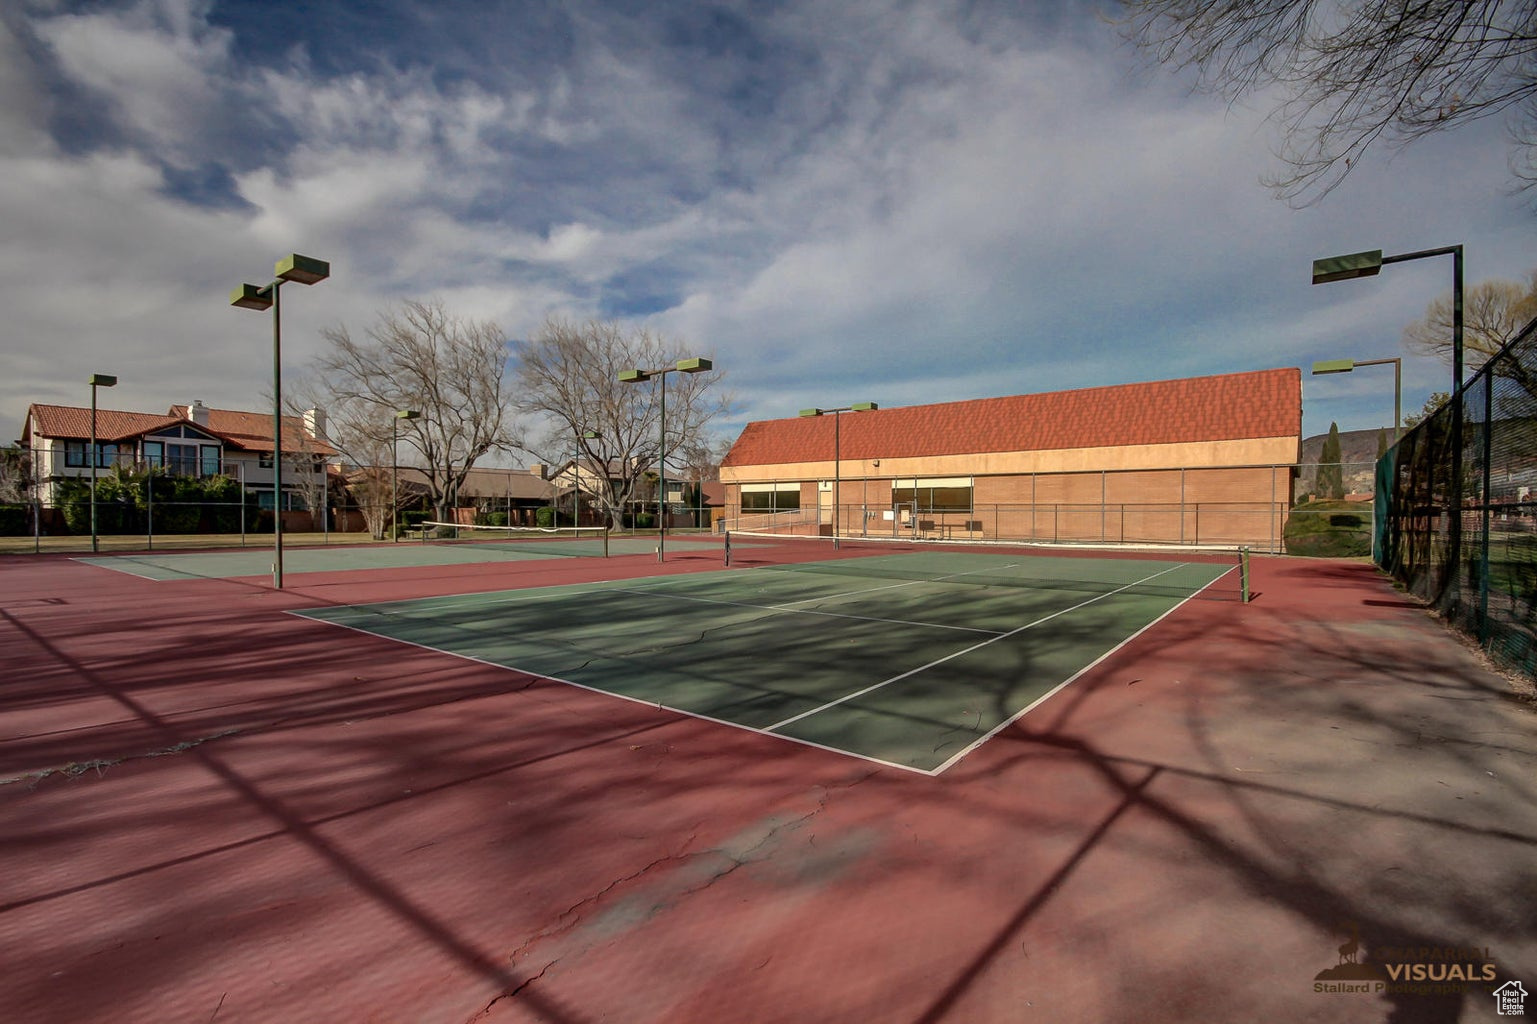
[1,548,1534,1023]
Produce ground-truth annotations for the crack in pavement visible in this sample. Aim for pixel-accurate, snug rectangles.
[0,728,246,788]
[477,772,878,1014]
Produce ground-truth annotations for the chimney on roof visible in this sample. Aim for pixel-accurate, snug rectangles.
[188,400,209,426]
[303,407,328,440]
[529,464,546,479]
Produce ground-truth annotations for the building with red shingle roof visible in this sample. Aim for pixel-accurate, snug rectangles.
[21,399,337,517]
[720,368,1302,550]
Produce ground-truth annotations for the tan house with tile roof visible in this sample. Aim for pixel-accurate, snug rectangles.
[720,368,1302,550]
[21,400,337,513]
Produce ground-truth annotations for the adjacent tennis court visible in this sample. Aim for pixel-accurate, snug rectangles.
[295,539,1244,772]
[72,527,717,581]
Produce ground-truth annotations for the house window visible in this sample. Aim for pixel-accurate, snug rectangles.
[740,483,801,512]
[259,452,274,469]
[65,441,88,468]
[200,445,221,477]
[168,443,197,476]
[143,441,164,468]
[892,477,973,513]
[96,443,119,469]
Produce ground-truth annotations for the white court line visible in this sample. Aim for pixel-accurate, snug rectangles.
[762,562,1189,734]
[605,587,1004,635]
[288,608,935,776]
[927,585,1208,775]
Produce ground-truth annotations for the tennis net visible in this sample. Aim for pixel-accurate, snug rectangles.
[419,522,611,557]
[723,530,1250,602]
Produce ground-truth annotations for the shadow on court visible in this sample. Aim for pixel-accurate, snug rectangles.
[0,551,1533,1022]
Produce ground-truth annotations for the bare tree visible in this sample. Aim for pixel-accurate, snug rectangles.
[310,300,521,523]
[1403,270,1537,371]
[512,318,730,529]
[1119,0,1537,204]
[0,445,31,504]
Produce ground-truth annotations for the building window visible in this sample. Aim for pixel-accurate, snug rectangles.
[200,445,222,477]
[65,441,87,468]
[740,483,801,512]
[892,477,973,513]
[96,443,119,469]
[259,452,274,469]
[142,441,164,468]
[168,443,197,476]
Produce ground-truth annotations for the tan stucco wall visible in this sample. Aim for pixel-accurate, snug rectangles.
[721,435,1301,484]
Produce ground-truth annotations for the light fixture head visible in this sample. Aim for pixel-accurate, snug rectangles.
[230,283,274,310]
[618,369,650,383]
[275,253,330,285]
[1312,250,1383,285]
[1311,359,1356,375]
[676,357,713,373]
[800,408,823,418]
[396,409,421,420]
[851,402,878,412]
[88,373,118,388]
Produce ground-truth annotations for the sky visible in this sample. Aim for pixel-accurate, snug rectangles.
[3,0,1534,462]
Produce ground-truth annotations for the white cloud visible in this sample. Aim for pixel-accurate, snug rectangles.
[2,0,1532,447]
[34,0,234,166]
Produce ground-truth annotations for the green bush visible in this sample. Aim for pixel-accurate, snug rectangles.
[535,506,555,528]
[0,504,29,536]
[1285,499,1372,557]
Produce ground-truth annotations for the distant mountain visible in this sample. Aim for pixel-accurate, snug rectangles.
[1297,427,1395,500]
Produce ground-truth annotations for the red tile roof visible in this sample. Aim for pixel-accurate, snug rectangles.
[25,405,179,443]
[166,405,337,456]
[723,368,1302,467]
[25,403,336,456]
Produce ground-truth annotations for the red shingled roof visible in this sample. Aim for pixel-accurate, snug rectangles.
[25,405,179,443]
[25,403,336,456]
[723,368,1301,466]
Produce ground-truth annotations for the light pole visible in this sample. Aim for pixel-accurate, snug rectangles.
[392,410,420,542]
[799,403,878,547]
[87,373,117,553]
[574,429,599,528]
[618,357,714,563]
[1313,244,1465,601]
[1311,357,1403,437]
[231,254,330,589]
[1312,246,1463,388]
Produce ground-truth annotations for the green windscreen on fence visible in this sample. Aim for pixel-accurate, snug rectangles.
[1376,314,1537,680]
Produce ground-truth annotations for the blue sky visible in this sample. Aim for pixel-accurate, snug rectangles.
[3,0,1533,457]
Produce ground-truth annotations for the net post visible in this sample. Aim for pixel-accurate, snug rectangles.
[1240,547,1251,603]
[724,530,732,567]
[604,526,610,558]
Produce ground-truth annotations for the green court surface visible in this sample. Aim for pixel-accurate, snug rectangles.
[74,535,717,580]
[295,551,1236,773]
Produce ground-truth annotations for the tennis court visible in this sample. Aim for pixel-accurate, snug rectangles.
[73,527,718,581]
[296,539,1244,772]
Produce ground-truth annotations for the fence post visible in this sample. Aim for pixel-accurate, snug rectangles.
[1480,370,1493,645]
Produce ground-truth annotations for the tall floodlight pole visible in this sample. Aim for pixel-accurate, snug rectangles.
[574,429,599,527]
[87,373,118,553]
[1311,358,1403,437]
[1313,244,1464,593]
[230,254,330,589]
[1311,246,1463,388]
[799,403,878,548]
[618,357,714,563]
[393,410,420,542]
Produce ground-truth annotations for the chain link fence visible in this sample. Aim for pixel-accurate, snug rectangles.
[1376,315,1537,680]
